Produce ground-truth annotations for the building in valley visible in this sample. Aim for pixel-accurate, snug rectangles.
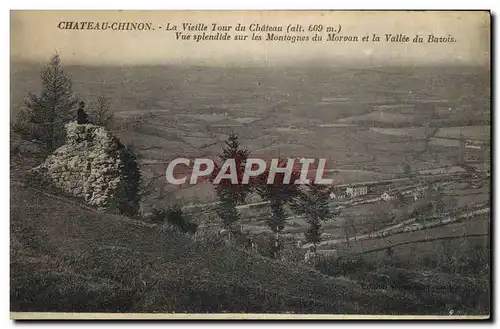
[346,186,368,198]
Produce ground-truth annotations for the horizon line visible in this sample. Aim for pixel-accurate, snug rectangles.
[10,58,490,69]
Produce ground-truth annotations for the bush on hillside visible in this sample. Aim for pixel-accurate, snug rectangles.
[151,205,198,234]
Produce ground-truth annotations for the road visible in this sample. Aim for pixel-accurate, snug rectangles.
[302,206,490,249]
[182,171,469,211]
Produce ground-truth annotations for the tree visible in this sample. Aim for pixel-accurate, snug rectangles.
[214,132,251,203]
[403,162,412,177]
[292,183,335,249]
[395,192,405,205]
[215,195,240,233]
[211,133,251,237]
[13,54,78,153]
[458,133,466,165]
[152,204,198,234]
[431,184,446,214]
[306,220,323,249]
[90,95,114,129]
[393,191,409,220]
[112,143,142,217]
[255,158,301,258]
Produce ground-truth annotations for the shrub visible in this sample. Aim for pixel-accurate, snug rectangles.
[152,205,198,234]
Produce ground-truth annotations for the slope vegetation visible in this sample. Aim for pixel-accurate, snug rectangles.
[11,183,407,314]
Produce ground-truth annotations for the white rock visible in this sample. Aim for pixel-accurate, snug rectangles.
[31,122,140,214]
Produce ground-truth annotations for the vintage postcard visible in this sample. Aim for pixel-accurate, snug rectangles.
[10,10,491,320]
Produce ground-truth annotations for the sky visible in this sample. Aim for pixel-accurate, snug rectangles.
[10,10,490,66]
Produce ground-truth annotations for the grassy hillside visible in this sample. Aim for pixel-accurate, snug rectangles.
[11,182,414,314]
[11,182,489,316]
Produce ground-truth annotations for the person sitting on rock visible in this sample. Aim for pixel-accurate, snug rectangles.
[76,101,91,124]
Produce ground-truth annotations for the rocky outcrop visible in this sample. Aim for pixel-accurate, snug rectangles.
[32,122,140,216]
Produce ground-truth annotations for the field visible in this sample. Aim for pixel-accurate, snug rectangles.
[435,126,491,141]
[369,127,432,138]
[328,215,489,255]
